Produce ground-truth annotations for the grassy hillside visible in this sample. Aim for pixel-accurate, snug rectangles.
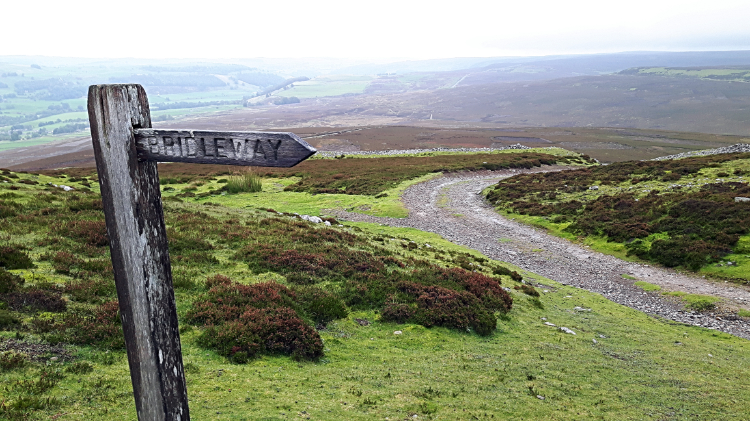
[485,152,750,283]
[2,156,750,419]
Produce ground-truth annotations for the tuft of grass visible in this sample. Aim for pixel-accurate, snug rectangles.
[621,274,637,280]
[738,309,750,318]
[225,171,262,194]
[663,291,721,311]
[634,281,661,291]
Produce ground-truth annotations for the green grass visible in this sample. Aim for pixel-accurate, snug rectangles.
[3,168,750,419]
[663,292,722,312]
[634,281,661,292]
[168,172,441,218]
[621,274,637,280]
[224,171,262,194]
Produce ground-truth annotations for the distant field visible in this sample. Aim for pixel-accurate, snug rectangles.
[623,66,750,82]
[277,75,374,98]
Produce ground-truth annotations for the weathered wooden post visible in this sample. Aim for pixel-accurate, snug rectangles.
[87,84,315,421]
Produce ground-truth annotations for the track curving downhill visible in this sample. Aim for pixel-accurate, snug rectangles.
[332,167,750,339]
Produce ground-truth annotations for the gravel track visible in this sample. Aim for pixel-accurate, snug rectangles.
[332,168,750,340]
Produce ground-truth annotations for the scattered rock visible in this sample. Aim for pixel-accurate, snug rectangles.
[735,197,750,203]
[652,143,750,161]
[536,395,545,400]
[393,331,402,335]
[544,322,556,327]
[300,215,323,223]
[354,318,370,326]
[559,327,576,335]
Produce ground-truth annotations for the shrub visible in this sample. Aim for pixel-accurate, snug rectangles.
[0,245,35,269]
[65,278,116,303]
[186,279,299,326]
[188,277,323,360]
[380,303,415,323]
[0,310,20,329]
[197,307,323,361]
[405,266,513,313]
[0,351,27,371]
[59,220,109,247]
[36,301,124,349]
[383,282,498,336]
[491,265,523,282]
[65,361,94,375]
[50,251,82,275]
[196,322,261,359]
[514,284,540,297]
[0,268,24,293]
[294,286,348,325]
[2,289,66,312]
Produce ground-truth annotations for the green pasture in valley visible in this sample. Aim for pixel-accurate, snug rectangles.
[276,75,374,98]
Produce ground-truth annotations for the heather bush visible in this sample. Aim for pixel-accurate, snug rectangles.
[294,286,348,325]
[65,361,94,375]
[514,284,540,297]
[0,351,27,371]
[186,278,299,326]
[2,289,66,312]
[189,277,323,361]
[0,268,24,293]
[64,277,116,303]
[35,301,124,349]
[0,245,35,270]
[382,282,497,336]
[380,302,415,323]
[58,220,109,247]
[0,310,20,329]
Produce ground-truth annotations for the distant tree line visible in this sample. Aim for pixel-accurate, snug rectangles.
[109,74,226,88]
[140,64,253,73]
[13,78,87,100]
[1,72,20,77]
[252,77,309,98]
[151,100,240,110]
[235,72,285,87]
[0,103,78,126]
[52,122,88,134]
[0,82,7,89]
[271,96,301,105]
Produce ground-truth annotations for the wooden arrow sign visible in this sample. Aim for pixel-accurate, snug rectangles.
[134,129,316,167]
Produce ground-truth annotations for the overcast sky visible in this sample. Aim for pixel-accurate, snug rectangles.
[2,0,749,59]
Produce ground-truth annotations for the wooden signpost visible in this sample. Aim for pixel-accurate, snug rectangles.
[87,84,316,421]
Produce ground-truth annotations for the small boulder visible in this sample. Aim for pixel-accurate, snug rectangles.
[735,197,750,203]
[559,327,576,335]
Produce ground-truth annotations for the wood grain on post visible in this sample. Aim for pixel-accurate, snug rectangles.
[88,84,189,421]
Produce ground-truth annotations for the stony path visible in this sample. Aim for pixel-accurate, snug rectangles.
[332,168,750,340]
